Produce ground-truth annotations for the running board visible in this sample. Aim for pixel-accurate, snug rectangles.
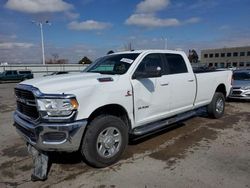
[132,111,197,136]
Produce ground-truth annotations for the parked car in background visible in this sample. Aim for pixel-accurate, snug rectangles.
[229,70,250,99]
[44,71,69,76]
[0,70,33,83]
[18,70,34,79]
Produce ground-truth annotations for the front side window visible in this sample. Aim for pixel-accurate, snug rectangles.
[5,71,12,75]
[135,53,163,75]
[165,54,188,74]
[19,71,31,74]
[86,53,140,75]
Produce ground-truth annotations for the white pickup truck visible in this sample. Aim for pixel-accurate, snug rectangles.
[13,50,232,167]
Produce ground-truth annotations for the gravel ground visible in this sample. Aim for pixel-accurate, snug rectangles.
[0,83,249,188]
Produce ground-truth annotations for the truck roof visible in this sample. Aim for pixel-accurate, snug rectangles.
[111,49,184,55]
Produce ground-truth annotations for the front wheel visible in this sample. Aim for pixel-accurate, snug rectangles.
[207,92,225,119]
[81,115,128,168]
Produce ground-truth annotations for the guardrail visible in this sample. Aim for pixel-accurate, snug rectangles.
[0,64,87,78]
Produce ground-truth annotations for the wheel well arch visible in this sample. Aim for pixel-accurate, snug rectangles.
[215,84,226,97]
[88,104,131,130]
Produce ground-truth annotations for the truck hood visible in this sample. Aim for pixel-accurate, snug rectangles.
[21,72,119,94]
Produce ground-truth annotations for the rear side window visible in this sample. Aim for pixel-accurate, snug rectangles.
[164,54,188,74]
[19,71,31,74]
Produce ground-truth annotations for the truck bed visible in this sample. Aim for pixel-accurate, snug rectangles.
[193,68,224,74]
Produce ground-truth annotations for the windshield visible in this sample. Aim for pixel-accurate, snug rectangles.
[85,53,140,75]
[233,72,250,80]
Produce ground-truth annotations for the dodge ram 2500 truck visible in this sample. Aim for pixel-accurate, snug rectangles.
[13,50,232,167]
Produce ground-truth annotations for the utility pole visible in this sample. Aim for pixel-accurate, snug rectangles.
[32,20,51,65]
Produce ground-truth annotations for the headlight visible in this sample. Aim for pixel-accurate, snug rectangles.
[37,98,79,117]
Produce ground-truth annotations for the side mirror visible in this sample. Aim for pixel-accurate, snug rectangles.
[133,66,162,79]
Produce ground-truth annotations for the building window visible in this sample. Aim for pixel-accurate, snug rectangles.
[246,62,250,67]
[232,62,238,67]
[247,51,250,56]
[227,53,231,57]
[233,52,238,57]
[240,52,245,56]
[239,62,244,67]
[221,53,225,57]
[204,54,208,58]
[215,53,219,58]
[214,63,218,67]
[220,62,225,68]
[208,63,213,67]
[209,53,213,58]
[226,62,231,67]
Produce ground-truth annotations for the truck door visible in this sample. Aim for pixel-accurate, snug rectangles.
[12,71,19,80]
[164,53,196,114]
[131,53,171,126]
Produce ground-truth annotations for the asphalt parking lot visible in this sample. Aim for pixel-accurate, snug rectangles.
[0,83,249,188]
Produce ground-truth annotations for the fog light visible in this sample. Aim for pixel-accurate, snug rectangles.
[43,132,66,142]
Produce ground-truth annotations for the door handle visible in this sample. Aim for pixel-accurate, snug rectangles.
[160,83,169,86]
[188,79,194,82]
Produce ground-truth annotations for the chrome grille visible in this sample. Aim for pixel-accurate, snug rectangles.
[15,88,39,120]
[232,87,241,89]
[232,90,242,95]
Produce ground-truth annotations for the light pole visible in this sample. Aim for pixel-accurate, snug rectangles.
[162,37,167,49]
[32,20,51,65]
[164,38,167,49]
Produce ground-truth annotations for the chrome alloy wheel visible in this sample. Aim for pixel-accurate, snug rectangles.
[215,98,224,114]
[96,127,122,158]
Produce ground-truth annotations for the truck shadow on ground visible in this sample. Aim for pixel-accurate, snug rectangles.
[42,109,212,179]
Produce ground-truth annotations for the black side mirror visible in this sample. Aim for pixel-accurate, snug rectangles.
[133,66,162,79]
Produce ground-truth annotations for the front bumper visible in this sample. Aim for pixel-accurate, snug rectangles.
[13,112,87,152]
[228,88,250,99]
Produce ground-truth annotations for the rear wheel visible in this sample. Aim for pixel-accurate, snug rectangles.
[81,115,128,168]
[207,92,225,119]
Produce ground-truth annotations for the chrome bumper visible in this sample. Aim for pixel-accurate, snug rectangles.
[228,88,250,99]
[13,112,87,152]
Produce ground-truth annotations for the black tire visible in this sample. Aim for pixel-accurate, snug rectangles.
[207,92,225,119]
[81,115,128,168]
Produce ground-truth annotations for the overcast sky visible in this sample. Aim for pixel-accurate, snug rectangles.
[0,0,250,64]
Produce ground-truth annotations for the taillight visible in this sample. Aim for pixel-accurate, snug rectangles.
[231,72,233,85]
